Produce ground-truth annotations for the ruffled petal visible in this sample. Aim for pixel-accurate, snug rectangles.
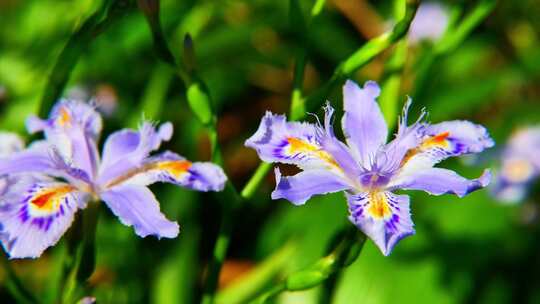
[0,178,83,259]
[98,122,173,185]
[399,120,494,173]
[245,112,342,173]
[26,100,102,178]
[0,143,92,187]
[390,167,491,197]
[320,104,364,180]
[100,184,179,238]
[103,151,226,192]
[347,191,414,256]
[271,167,350,205]
[341,80,387,167]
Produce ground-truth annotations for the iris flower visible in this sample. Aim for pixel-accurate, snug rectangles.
[246,80,494,255]
[0,100,227,258]
[492,127,540,203]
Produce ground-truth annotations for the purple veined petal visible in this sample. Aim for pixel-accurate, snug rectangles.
[341,80,387,168]
[390,167,491,198]
[0,132,24,156]
[102,151,227,192]
[347,191,414,256]
[0,178,83,259]
[97,122,173,185]
[27,100,102,179]
[320,104,364,180]
[271,167,351,205]
[100,184,179,239]
[398,120,494,174]
[0,142,92,187]
[379,98,425,174]
[0,144,58,176]
[245,112,344,173]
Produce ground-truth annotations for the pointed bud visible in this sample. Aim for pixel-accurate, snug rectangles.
[183,33,196,73]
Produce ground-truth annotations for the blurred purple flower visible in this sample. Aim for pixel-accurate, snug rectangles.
[491,127,540,203]
[246,80,493,255]
[408,2,449,44]
[0,100,227,259]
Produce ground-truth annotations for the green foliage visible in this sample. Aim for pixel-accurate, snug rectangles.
[1,0,539,303]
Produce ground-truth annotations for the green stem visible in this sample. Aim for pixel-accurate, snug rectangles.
[304,0,419,115]
[1,253,38,304]
[250,227,366,303]
[38,0,132,117]
[61,202,100,304]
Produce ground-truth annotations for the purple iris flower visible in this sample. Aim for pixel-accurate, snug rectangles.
[0,100,227,259]
[245,80,494,255]
[492,127,540,203]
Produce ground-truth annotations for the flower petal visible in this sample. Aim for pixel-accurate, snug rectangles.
[245,112,342,173]
[271,167,350,205]
[390,168,491,197]
[104,151,227,192]
[0,178,82,259]
[399,120,494,172]
[341,80,387,167]
[347,191,414,256]
[320,104,364,180]
[0,132,24,156]
[26,100,102,178]
[98,122,173,185]
[100,184,179,238]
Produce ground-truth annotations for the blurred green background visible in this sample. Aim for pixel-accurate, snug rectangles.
[1,0,540,303]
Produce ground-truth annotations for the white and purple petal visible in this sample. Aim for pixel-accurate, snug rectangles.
[245,112,341,172]
[341,80,387,167]
[390,168,491,197]
[272,167,351,205]
[0,132,24,156]
[100,184,179,239]
[26,100,102,179]
[347,191,414,256]
[104,151,226,192]
[0,178,83,259]
[398,120,494,173]
[97,122,173,186]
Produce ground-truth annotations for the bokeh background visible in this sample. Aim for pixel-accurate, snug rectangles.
[1,0,540,303]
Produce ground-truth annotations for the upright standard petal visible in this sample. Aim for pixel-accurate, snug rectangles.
[26,100,102,178]
[347,191,414,256]
[245,112,342,173]
[98,122,173,185]
[102,151,227,192]
[100,184,179,239]
[0,178,82,259]
[272,168,351,205]
[390,168,491,197]
[341,80,387,167]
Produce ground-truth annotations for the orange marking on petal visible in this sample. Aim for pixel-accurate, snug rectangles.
[157,160,192,177]
[286,137,339,169]
[30,185,74,212]
[57,107,71,126]
[420,131,450,149]
[401,132,451,166]
[368,192,392,219]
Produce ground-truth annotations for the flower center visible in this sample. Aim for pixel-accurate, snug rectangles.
[360,172,390,190]
[503,158,534,183]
